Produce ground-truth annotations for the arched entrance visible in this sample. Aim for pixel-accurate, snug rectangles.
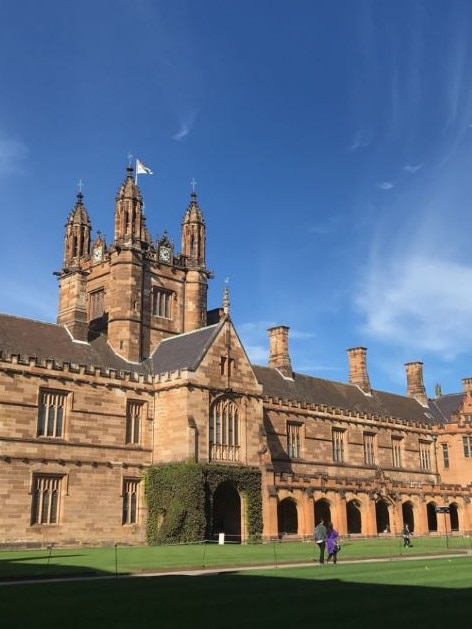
[402,501,415,532]
[278,497,298,535]
[375,499,390,533]
[427,502,438,531]
[314,498,331,526]
[212,482,241,543]
[449,503,459,531]
[346,499,362,534]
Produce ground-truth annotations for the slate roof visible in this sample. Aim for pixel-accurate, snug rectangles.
[0,313,146,373]
[252,365,436,424]
[150,323,221,374]
[428,393,463,424]
[0,312,463,426]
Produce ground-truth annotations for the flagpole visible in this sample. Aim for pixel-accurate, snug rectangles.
[135,159,138,185]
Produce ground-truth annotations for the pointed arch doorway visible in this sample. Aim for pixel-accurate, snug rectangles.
[212,482,241,543]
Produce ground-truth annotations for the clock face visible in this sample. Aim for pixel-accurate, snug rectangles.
[159,247,171,262]
[93,247,103,262]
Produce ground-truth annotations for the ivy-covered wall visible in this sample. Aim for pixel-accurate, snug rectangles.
[145,462,262,545]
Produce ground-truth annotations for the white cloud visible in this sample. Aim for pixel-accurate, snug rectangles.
[403,163,423,174]
[0,137,28,174]
[376,181,394,190]
[171,110,198,141]
[356,254,472,358]
[309,216,340,235]
[172,122,191,141]
[348,128,373,151]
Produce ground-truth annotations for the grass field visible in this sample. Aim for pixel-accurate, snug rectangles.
[0,534,470,580]
[0,556,470,629]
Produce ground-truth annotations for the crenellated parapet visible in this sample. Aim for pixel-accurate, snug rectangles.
[0,351,153,388]
[263,394,433,430]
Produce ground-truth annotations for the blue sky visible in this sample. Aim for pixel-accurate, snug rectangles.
[2,0,472,397]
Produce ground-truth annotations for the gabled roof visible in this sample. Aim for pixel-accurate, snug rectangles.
[428,393,463,424]
[0,313,145,373]
[0,311,463,427]
[150,323,222,374]
[253,365,434,424]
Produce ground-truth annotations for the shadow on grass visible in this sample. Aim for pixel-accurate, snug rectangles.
[0,553,118,582]
[0,561,471,629]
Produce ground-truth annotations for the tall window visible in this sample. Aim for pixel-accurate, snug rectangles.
[220,356,234,377]
[332,429,345,463]
[392,437,403,467]
[419,441,431,470]
[152,287,173,319]
[209,398,240,462]
[363,433,376,465]
[31,475,62,525]
[441,443,450,468]
[122,479,139,525]
[89,289,105,319]
[463,435,472,458]
[37,390,67,438]
[126,401,144,444]
[287,422,301,458]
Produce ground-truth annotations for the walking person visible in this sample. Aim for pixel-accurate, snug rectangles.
[402,523,411,547]
[326,521,340,564]
[314,518,327,564]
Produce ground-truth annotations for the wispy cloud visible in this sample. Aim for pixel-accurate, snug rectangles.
[403,163,423,174]
[356,255,472,358]
[355,134,472,362]
[376,181,394,190]
[0,137,28,175]
[348,128,373,151]
[309,216,340,235]
[171,110,198,141]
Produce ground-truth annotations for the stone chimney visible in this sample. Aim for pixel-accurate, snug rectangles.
[405,362,428,406]
[347,347,371,394]
[462,378,472,394]
[268,326,293,379]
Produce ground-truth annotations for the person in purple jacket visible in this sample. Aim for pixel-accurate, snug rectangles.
[326,521,340,564]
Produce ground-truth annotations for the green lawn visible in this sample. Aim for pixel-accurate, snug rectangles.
[0,535,470,580]
[0,557,470,629]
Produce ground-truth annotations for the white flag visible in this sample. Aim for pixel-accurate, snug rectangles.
[136,159,153,175]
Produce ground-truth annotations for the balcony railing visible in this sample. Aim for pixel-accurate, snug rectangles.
[210,444,240,462]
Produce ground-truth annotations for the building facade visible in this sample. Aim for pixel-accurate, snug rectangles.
[1,165,471,548]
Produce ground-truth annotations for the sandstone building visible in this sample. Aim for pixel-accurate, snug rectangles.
[1,164,471,548]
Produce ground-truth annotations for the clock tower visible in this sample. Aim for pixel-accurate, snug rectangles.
[57,165,213,361]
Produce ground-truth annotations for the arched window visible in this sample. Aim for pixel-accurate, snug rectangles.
[209,398,240,462]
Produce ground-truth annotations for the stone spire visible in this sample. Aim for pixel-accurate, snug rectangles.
[113,164,145,246]
[181,191,206,268]
[63,190,91,269]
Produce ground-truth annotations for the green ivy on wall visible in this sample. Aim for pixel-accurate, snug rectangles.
[145,462,262,545]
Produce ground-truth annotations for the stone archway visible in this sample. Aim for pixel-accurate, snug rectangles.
[375,499,390,533]
[427,502,438,531]
[212,482,241,543]
[346,499,362,534]
[314,498,331,526]
[402,501,415,532]
[449,503,459,531]
[278,497,298,535]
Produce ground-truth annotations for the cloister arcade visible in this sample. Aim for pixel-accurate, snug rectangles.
[276,494,463,538]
